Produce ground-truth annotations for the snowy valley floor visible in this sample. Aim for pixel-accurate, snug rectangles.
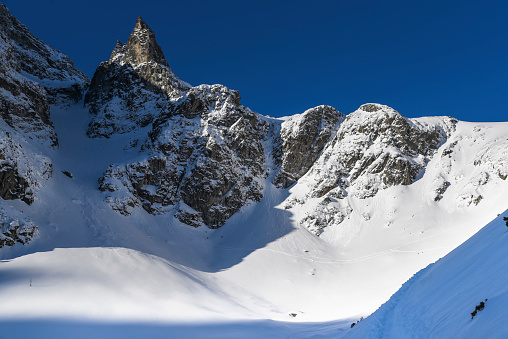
[0,248,351,339]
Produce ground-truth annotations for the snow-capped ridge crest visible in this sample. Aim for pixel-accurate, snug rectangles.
[350,103,401,120]
[0,3,89,108]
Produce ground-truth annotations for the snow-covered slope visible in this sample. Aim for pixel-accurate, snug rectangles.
[345,211,508,338]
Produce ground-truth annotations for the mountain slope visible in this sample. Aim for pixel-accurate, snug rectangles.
[1,104,506,332]
[345,211,508,338]
[0,2,89,143]
[0,2,89,248]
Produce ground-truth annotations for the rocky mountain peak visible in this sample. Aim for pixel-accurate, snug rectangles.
[0,1,88,147]
[124,16,168,67]
[85,16,190,137]
[135,16,148,29]
[110,40,126,62]
[0,1,84,237]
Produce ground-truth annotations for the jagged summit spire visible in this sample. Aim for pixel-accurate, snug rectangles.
[124,16,168,66]
[135,16,149,30]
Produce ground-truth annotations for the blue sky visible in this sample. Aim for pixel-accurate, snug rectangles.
[3,0,507,121]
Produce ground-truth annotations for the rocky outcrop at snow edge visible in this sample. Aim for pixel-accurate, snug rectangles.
[284,104,457,235]
[272,105,345,189]
[0,201,38,248]
[99,84,270,228]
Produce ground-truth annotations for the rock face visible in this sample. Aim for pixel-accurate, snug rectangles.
[273,105,345,188]
[0,3,87,204]
[0,130,52,204]
[0,3,87,247]
[0,3,89,144]
[89,17,269,228]
[0,3,85,205]
[307,104,456,199]
[99,84,269,228]
[284,104,457,235]
[84,16,190,138]
[0,202,38,248]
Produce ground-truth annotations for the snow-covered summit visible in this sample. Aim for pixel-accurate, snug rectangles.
[282,103,457,235]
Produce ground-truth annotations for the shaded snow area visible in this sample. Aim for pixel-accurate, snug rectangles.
[345,211,508,338]
[0,104,507,338]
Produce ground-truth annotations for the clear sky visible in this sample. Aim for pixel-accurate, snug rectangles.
[3,0,507,121]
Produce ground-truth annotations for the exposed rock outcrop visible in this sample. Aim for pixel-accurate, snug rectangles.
[0,3,87,248]
[0,130,52,204]
[0,3,89,143]
[285,104,457,235]
[99,84,269,228]
[0,203,38,248]
[309,104,456,199]
[273,105,345,188]
[0,3,86,206]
